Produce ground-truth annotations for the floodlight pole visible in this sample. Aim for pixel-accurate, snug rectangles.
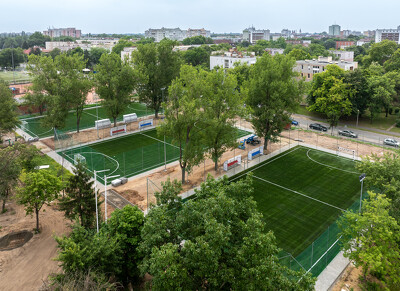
[359,173,366,213]
[104,173,120,223]
[162,87,167,172]
[94,169,109,233]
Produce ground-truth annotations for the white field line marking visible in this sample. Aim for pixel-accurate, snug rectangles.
[306,149,359,175]
[64,151,120,176]
[252,174,346,212]
[140,132,180,149]
[230,146,301,182]
[83,110,107,120]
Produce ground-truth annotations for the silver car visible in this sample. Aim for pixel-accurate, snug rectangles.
[338,130,358,138]
[384,138,400,147]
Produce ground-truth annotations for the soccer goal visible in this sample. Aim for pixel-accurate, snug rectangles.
[21,120,28,131]
[73,153,86,165]
[336,146,355,160]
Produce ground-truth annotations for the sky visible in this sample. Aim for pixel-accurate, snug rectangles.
[1,0,400,34]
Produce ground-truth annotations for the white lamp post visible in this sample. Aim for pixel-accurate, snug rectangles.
[104,174,120,222]
[94,169,109,233]
[359,173,366,213]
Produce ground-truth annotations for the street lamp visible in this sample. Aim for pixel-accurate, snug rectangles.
[94,169,109,232]
[104,173,120,222]
[161,87,167,171]
[359,173,366,213]
[356,109,360,128]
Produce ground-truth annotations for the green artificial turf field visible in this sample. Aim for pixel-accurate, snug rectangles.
[19,102,153,138]
[59,128,251,184]
[230,146,360,258]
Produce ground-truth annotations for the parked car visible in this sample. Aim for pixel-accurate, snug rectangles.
[384,138,400,147]
[338,130,358,138]
[291,119,299,126]
[309,123,327,132]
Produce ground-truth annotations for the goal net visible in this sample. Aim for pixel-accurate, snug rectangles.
[74,153,86,165]
[336,146,355,160]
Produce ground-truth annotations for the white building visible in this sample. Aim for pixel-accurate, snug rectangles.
[186,28,211,38]
[375,28,400,44]
[145,28,186,42]
[331,50,354,62]
[121,47,137,61]
[265,48,284,56]
[210,52,257,70]
[45,39,117,52]
[294,56,358,81]
[329,24,341,36]
[242,27,270,44]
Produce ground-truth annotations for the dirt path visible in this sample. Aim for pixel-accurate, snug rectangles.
[0,200,70,291]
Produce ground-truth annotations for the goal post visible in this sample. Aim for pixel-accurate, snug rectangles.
[337,146,355,160]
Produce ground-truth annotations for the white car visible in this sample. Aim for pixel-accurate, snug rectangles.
[383,138,400,147]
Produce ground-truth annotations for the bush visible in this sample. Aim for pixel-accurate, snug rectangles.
[395,108,400,114]
[396,119,400,128]
[389,107,393,115]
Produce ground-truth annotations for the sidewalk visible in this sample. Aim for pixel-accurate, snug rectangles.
[294,113,400,137]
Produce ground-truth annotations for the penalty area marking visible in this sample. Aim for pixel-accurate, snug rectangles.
[306,149,359,175]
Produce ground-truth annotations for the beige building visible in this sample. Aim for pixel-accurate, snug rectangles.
[294,56,358,81]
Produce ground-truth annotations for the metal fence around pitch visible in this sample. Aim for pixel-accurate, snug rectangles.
[279,196,363,277]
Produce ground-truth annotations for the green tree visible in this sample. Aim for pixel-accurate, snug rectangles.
[202,69,243,170]
[48,48,61,60]
[27,55,70,133]
[158,65,206,183]
[0,47,26,68]
[344,69,370,116]
[17,170,63,231]
[0,80,20,141]
[384,48,400,72]
[23,91,47,115]
[308,75,353,133]
[0,146,21,212]
[132,39,181,118]
[87,47,108,68]
[95,52,135,126]
[365,40,398,66]
[244,53,303,150]
[105,205,144,283]
[356,151,400,221]
[183,46,210,68]
[366,72,395,120]
[288,48,311,60]
[55,224,123,276]
[182,35,213,45]
[58,162,100,229]
[139,176,315,290]
[338,192,400,284]
[111,39,134,56]
[28,31,51,47]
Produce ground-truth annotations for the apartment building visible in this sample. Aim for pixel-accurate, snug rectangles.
[335,41,355,49]
[375,28,400,44]
[43,27,81,38]
[186,28,211,38]
[294,56,358,81]
[331,50,354,62]
[210,51,257,70]
[121,47,137,61]
[242,27,270,44]
[265,48,284,56]
[329,24,341,36]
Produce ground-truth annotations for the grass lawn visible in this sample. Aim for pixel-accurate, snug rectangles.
[19,103,153,138]
[0,70,31,82]
[230,146,360,257]
[59,128,251,184]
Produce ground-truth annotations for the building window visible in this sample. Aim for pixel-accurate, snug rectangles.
[308,74,310,79]
[301,65,304,69]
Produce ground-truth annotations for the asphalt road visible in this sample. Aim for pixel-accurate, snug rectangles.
[292,114,400,150]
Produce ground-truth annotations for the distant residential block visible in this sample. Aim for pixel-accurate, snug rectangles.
[294,56,358,81]
[145,27,210,42]
[336,41,355,49]
[43,27,81,38]
[375,28,400,44]
[265,48,284,56]
[242,27,270,44]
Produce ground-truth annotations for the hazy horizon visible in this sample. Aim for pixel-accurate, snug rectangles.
[1,0,399,34]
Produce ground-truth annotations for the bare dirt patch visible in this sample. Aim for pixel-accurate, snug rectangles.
[0,198,70,291]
